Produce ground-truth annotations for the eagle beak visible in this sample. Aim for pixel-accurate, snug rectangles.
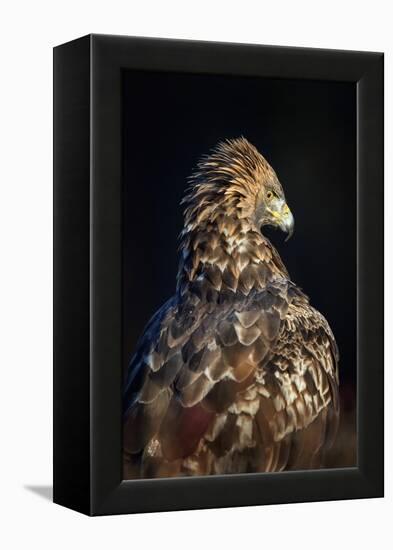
[281,205,294,241]
[267,201,295,241]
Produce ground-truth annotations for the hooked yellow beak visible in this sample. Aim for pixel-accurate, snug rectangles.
[267,201,295,241]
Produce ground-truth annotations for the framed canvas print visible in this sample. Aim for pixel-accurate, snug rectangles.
[53,34,384,516]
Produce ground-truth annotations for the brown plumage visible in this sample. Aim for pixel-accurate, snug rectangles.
[123,137,339,478]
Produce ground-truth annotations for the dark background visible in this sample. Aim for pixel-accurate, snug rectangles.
[123,70,357,466]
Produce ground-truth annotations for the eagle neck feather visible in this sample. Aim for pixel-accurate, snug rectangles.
[177,212,288,299]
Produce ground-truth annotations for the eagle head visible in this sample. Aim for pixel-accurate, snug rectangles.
[182,137,294,241]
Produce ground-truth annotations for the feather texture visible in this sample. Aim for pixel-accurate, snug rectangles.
[123,138,339,479]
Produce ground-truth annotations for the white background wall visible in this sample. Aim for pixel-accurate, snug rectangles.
[0,1,390,548]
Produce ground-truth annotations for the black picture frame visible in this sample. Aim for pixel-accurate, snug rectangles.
[53,34,384,516]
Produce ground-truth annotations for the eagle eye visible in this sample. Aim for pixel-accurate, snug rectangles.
[266,190,273,200]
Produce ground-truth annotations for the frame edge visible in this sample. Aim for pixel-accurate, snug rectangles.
[53,34,92,516]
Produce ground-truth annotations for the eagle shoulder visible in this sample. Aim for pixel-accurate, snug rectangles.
[123,277,338,477]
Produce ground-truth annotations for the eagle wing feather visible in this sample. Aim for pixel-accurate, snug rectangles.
[123,279,339,477]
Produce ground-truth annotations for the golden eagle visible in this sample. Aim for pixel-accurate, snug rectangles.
[123,137,339,478]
